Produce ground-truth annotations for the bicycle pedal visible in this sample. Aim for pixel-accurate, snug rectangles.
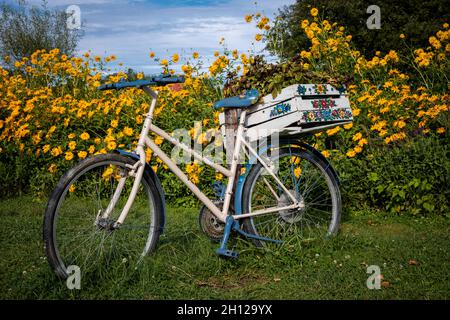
[216,248,239,259]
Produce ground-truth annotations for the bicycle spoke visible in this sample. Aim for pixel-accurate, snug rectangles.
[244,148,339,248]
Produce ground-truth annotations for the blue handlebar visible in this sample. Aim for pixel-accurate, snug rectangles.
[97,75,185,91]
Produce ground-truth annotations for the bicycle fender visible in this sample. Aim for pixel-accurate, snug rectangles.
[233,139,340,215]
[113,149,166,233]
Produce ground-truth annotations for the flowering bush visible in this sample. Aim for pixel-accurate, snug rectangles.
[233,10,449,215]
[0,9,448,214]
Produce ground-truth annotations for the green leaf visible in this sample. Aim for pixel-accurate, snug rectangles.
[423,203,434,212]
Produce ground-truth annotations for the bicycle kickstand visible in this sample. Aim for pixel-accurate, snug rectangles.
[216,216,239,259]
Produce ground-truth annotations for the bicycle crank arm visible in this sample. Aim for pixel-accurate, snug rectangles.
[232,226,283,244]
[216,216,283,259]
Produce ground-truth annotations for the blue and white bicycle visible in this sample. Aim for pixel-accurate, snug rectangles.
[43,75,352,279]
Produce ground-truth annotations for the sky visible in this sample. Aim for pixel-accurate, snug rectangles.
[20,0,295,74]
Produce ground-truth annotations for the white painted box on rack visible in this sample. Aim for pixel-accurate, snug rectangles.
[243,84,353,141]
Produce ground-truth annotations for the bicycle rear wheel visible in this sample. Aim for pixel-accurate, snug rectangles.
[241,146,341,248]
[43,153,164,279]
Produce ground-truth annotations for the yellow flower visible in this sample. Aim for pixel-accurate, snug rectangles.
[48,125,56,134]
[437,127,445,134]
[193,52,199,59]
[245,15,252,23]
[102,167,114,179]
[301,19,309,28]
[123,127,133,136]
[214,51,219,57]
[48,164,57,173]
[289,157,300,167]
[154,135,164,145]
[78,151,88,159]
[232,49,238,59]
[172,53,180,63]
[326,126,340,136]
[68,141,77,150]
[352,108,361,116]
[161,59,168,66]
[107,141,117,150]
[352,132,362,141]
[400,34,405,39]
[111,119,118,128]
[344,123,353,130]
[181,65,191,74]
[294,167,302,179]
[43,144,51,153]
[149,52,155,58]
[255,34,263,41]
[358,138,368,147]
[393,120,406,128]
[68,133,76,139]
[310,8,319,17]
[300,50,311,59]
[190,174,199,184]
[94,56,101,62]
[321,150,330,158]
[51,147,62,157]
[151,165,158,173]
[354,146,362,153]
[69,185,75,193]
[65,151,74,161]
[429,36,441,50]
[215,173,223,181]
[80,132,90,140]
[136,73,144,80]
[346,150,356,158]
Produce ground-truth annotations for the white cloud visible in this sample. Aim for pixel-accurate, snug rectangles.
[70,0,295,71]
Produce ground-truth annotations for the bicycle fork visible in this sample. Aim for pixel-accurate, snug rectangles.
[99,89,158,229]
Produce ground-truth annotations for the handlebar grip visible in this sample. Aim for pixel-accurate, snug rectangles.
[153,75,185,84]
[97,75,185,91]
[97,83,117,91]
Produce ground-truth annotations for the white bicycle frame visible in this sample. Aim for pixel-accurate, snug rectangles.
[108,86,303,228]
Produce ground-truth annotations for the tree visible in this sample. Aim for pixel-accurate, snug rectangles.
[0,0,82,64]
[265,0,450,60]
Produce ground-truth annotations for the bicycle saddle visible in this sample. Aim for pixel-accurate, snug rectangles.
[213,89,259,109]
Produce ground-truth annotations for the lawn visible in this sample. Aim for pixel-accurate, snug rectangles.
[0,196,448,299]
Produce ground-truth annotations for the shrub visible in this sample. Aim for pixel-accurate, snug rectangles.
[335,136,449,216]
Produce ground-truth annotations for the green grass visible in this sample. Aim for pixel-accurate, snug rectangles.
[0,196,449,299]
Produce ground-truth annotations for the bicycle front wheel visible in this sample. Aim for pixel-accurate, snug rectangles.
[43,153,164,279]
[241,146,341,248]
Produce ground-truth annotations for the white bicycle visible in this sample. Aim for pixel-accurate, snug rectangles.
[43,75,350,279]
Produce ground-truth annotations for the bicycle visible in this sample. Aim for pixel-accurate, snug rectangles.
[43,75,352,279]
